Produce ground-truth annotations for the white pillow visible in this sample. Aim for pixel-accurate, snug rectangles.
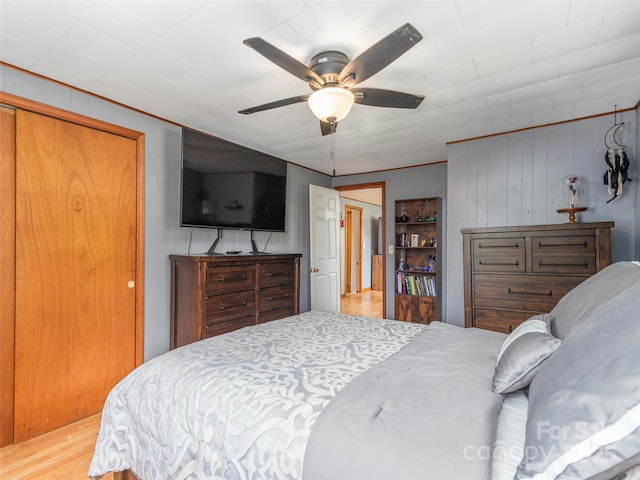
[492,314,561,394]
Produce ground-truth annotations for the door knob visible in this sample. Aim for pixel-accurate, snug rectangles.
[308,267,319,273]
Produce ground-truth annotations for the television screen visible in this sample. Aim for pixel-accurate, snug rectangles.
[180,128,287,232]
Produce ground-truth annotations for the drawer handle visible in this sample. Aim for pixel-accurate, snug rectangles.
[218,300,247,310]
[508,288,553,297]
[538,261,589,268]
[266,271,288,277]
[266,293,289,301]
[479,260,520,266]
[478,243,520,249]
[538,241,588,248]
[218,274,248,282]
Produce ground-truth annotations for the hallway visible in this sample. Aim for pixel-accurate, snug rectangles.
[341,289,384,319]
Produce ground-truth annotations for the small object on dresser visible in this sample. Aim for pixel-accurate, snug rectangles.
[557,175,587,223]
[410,234,419,247]
[562,175,583,208]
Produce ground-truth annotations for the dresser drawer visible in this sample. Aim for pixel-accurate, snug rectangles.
[258,284,295,314]
[531,235,596,274]
[258,306,296,324]
[472,238,525,273]
[474,274,585,312]
[474,308,533,334]
[206,290,256,324]
[257,261,296,288]
[206,265,255,295]
[205,316,255,338]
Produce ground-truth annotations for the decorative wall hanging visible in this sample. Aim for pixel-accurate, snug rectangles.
[603,107,632,203]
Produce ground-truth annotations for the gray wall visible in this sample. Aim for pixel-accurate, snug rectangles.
[447,111,637,327]
[3,65,636,354]
[332,163,448,319]
[1,65,330,361]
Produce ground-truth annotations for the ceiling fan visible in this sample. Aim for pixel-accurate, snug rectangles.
[238,23,425,136]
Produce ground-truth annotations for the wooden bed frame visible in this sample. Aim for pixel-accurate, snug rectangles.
[115,471,136,480]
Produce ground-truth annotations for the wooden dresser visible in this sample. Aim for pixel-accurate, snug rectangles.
[462,222,613,333]
[170,253,301,349]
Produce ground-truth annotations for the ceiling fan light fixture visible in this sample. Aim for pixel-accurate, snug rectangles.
[308,87,355,123]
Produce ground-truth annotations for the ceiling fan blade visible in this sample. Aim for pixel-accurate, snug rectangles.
[338,23,422,87]
[239,94,310,115]
[243,37,324,86]
[351,88,424,109]
[320,120,338,136]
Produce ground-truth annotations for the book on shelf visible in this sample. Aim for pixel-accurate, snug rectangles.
[395,272,437,296]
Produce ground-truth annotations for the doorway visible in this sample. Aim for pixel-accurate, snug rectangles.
[345,205,362,294]
[337,183,385,319]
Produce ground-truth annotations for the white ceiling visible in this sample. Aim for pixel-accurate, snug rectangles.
[1,1,639,176]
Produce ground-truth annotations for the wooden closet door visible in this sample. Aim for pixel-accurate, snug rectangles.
[0,106,17,447]
[14,110,137,442]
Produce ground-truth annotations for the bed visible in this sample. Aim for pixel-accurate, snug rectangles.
[90,261,640,480]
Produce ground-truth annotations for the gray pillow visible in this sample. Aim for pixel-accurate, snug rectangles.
[549,261,640,340]
[515,271,640,480]
[492,314,560,394]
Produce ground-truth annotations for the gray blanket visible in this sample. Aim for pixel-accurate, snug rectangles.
[302,321,505,480]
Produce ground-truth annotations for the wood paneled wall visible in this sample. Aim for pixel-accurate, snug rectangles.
[446,112,637,326]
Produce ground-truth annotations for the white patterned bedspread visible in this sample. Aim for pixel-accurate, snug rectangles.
[89,311,425,480]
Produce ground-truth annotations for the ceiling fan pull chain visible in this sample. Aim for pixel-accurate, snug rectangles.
[331,123,336,176]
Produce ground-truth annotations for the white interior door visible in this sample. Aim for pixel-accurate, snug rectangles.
[309,184,341,312]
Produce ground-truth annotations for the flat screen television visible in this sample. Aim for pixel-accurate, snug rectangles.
[180,128,287,235]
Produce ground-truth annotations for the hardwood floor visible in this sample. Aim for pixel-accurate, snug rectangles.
[1,290,384,478]
[0,413,112,480]
[341,289,384,318]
